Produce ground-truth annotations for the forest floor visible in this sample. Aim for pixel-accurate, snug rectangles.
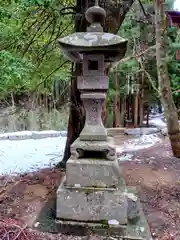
[0,136,180,240]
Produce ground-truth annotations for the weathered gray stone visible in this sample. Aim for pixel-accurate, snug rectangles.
[80,93,107,141]
[55,2,152,239]
[66,158,126,188]
[57,178,128,224]
[70,137,116,160]
[80,125,107,141]
[127,197,140,221]
[78,75,108,90]
[32,130,61,139]
[78,55,108,90]
[55,187,152,239]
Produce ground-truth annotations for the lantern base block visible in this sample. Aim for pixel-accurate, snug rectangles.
[55,187,152,239]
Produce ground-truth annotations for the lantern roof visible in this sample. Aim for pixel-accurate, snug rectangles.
[58,0,128,63]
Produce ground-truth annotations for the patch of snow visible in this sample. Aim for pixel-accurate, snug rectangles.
[147,118,166,129]
[108,219,119,226]
[0,136,66,175]
[0,127,163,175]
[125,193,137,202]
[124,127,159,135]
[118,153,134,161]
[116,134,162,153]
[161,127,168,136]
[149,113,164,119]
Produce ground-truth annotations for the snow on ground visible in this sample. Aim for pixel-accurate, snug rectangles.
[0,129,162,176]
[148,118,166,129]
[0,136,66,175]
[116,134,162,153]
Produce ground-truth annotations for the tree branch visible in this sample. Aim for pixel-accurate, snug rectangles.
[23,14,51,56]
[33,61,69,91]
[173,89,180,94]
[112,45,156,68]
[135,68,160,94]
[36,17,57,67]
[137,0,148,16]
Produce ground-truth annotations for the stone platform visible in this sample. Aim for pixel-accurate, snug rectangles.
[56,176,127,224]
[35,187,152,239]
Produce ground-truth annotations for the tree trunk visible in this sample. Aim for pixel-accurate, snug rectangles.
[139,81,144,126]
[154,0,180,157]
[59,0,135,168]
[57,0,87,168]
[113,71,118,127]
[134,92,139,127]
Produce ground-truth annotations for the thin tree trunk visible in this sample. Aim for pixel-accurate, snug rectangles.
[139,80,144,126]
[113,71,118,127]
[134,92,138,127]
[154,0,180,157]
[57,0,87,168]
[59,64,85,167]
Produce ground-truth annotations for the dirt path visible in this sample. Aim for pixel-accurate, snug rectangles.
[122,138,180,239]
[0,137,179,239]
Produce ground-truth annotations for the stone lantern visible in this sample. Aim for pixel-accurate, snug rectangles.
[56,1,152,239]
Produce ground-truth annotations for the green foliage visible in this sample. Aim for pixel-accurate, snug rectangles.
[108,4,180,112]
[0,0,179,113]
[0,50,33,99]
[0,0,74,101]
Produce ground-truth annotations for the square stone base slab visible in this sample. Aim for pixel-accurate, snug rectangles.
[56,177,128,225]
[34,187,152,240]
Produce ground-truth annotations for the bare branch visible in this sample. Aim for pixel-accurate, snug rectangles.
[112,45,156,68]
[25,9,46,31]
[137,0,148,16]
[23,14,51,56]
[173,89,180,94]
[33,61,69,91]
[135,69,160,94]
[37,17,57,67]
